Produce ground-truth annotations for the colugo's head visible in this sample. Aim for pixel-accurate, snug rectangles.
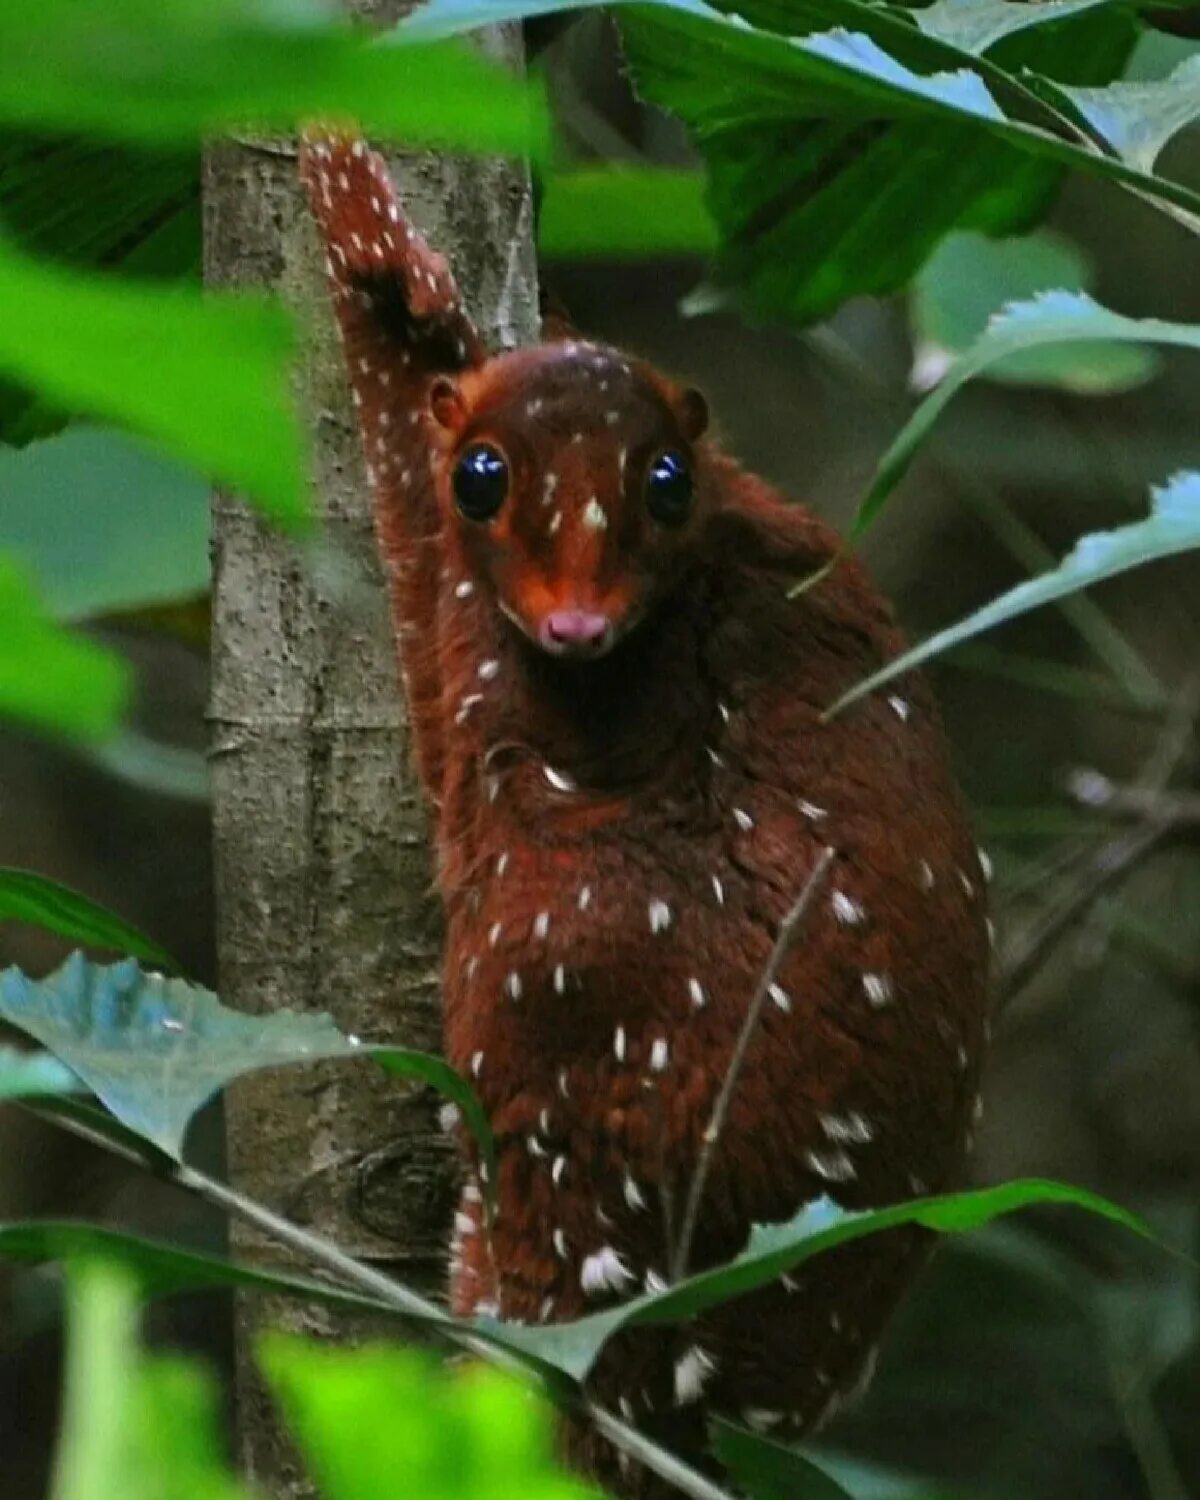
[427,340,709,659]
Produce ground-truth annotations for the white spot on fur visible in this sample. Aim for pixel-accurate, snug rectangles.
[768,982,791,1013]
[623,1171,647,1211]
[488,922,503,947]
[805,1147,857,1183]
[798,799,827,821]
[648,898,672,934]
[614,1026,627,1062]
[578,886,592,911]
[455,579,474,599]
[553,1228,568,1259]
[688,977,707,1009]
[674,1346,717,1405]
[888,694,911,720]
[470,1050,484,1077]
[862,972,894,1008]
[831,890,865,926]
[711,874,725,905]
[820,1111,873,1144]
[543,764,576,793]
[733,807,754,832]
[505,971,523,1001]
[582,496,608,532]
[533,911,550,940]
[478,658,500,682]
[919,859,936,891]
[581,1246,635,1296]
[553,965,566,995]
[649,1038,669,1072]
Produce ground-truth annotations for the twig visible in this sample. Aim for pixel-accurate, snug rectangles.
[996,677,1200,1011]
[25,1103,738,1500]
[671,846,836,1283]
[994,820,1170,1009]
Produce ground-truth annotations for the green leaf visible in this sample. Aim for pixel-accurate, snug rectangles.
[0,237,308,529]
[500,1179,1156,1383]
[711,1420,857,1500]
[261,1335,598,1500]
[1038,52,1200,171]
[912,0,1122,55]
[0,1046,83,1100]
[538,168,716,258]
[0,0,547,156]
[0,427,209,618]
[0,953,356,1159]
[618,0,1167,325]
[911,230,1160,392]
[847,292,1200,542]
[0,1220,404,1320]
[830,470,1200,714]
[0,555,131,741]
[0,868,176,967]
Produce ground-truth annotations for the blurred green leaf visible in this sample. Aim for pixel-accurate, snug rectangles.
[52,1260,254,1500]
[831,469,1200,713]
[0,556,131,741]
[0,0,547,155]
[51,1261,139,1500]
[0,427,209,617]
[0,237,307,529]
[538,168,716,258]
[911,231,1160,392]
[845,293,1200,543]
[913,0,1121,54]
[501,1180,1157,1382]
[0,1046,83,1100]
[261,1335,597,1500]
[0,868,176,968]
[1038,52,1200,170]
[712,1420,858,1500]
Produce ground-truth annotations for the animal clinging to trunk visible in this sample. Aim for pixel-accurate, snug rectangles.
[301,132,990,1496]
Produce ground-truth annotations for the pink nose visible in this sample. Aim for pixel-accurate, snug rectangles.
[539,609,612,653]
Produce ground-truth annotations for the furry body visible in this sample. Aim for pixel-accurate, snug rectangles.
[301,134,989,1495]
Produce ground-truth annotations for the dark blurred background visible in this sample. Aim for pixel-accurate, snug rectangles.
[1,13,1197,1499]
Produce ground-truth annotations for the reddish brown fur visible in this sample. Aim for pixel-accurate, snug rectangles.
[301,134,990,1495]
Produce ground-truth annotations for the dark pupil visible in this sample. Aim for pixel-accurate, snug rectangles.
[453,444,508,521]
[646,450,693,524]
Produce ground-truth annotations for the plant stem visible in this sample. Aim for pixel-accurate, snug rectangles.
[671,846,836,1283]
[30,1102,739,1500]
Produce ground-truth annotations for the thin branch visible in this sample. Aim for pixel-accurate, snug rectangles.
[995,676,1200,1011]
[671,846,836,1283]
[25,1102,738,1500]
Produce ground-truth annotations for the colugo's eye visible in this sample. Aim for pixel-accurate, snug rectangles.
[644,449,694,526]
[453,443,509,522]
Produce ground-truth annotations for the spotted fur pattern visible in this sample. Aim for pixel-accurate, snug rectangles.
[300,132,990,1496]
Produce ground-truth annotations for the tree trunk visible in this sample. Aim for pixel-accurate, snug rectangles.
[204,23,540,1494]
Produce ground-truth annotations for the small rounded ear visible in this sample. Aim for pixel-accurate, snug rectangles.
[678,386,709,441]
[429,376,467,433]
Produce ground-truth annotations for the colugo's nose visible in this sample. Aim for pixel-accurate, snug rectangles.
[539,609,612,654]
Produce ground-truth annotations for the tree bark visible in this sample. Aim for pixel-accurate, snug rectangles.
[204,23,539,1494]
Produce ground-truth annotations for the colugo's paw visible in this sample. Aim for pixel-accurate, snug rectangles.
[299,128,484,371]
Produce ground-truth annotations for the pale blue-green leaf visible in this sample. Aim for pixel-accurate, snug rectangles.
[711,1420,858,1500]
[0,953,356,1159]
[0,1046,84,1100]
[0,954,494,1173]
[0,238,308,530]
[911,230,1159,392]
[913,0,1120,55]
[848,292,1200,541]
[830,471,1200,714]
[0,556,131,742]
[0,427,209,620]
[797,28,1003,120]
[1041,53,1200,171]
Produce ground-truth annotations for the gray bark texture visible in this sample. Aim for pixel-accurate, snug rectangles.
[204,22,540,1494]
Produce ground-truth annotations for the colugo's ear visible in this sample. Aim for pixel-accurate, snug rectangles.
[430,375,468,433]
[678,386,709,442]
